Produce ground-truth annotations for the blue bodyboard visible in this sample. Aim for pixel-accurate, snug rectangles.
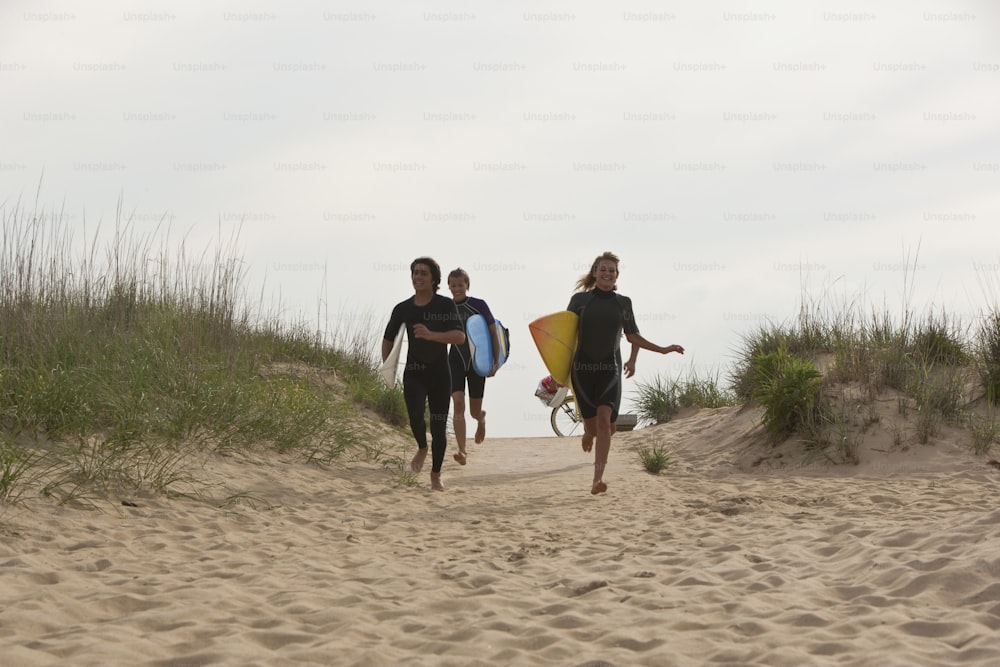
[495,319,509,370]
[466,314,494,377]
[467,314,510,377]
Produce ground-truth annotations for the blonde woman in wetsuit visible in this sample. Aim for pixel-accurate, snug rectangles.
[567,251,684,495]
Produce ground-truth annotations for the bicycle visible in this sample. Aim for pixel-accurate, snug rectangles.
[549,389,582,437]
[535,381,582,437]
[535,378,639,437]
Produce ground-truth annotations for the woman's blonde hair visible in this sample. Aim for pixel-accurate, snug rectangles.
[575,251,620,291]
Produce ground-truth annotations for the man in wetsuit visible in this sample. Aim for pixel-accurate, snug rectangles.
[383,257,465,491]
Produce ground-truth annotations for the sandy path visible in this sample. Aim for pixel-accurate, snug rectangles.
[2,408,999,666]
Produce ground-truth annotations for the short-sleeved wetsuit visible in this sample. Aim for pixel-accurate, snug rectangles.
[448,296,495,398]
[385,294,463,473]
[567,288,639,421]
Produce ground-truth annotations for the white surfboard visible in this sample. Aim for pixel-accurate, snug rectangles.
[379,324,405,387]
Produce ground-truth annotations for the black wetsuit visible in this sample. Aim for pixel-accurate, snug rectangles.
[567,288,639,421]
[384,294,463,473]
[448,296,495,399]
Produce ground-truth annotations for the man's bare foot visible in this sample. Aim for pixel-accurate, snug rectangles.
[581,434,594,453]
[410,448,427,472]
[431,473,445,491]
[590,481,608,495]
[474,412,486,444]
[453,449,467,465]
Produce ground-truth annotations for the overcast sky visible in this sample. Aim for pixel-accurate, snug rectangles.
[3,1,999,437]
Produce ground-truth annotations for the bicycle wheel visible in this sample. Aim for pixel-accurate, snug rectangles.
[551,396,582,437]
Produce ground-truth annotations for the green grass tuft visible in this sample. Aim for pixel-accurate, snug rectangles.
[636,440,672,474]
[751,349,824,442]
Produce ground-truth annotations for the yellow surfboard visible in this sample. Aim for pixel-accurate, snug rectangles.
[528,311,578,386]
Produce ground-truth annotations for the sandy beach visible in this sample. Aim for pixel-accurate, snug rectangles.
[2,405,999,666]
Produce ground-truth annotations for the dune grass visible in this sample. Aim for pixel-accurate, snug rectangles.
[750,348,824,442]
[631,368,737,425]
[0,200,407,507]
[725,277,999,462]
[978,312,1000,406]
[630,261,1000,464]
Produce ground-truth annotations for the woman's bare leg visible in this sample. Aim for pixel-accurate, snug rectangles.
[591,405,613,494]
[581,416,596,452]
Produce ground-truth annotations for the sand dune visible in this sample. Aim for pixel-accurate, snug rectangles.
[2,406,1000,666]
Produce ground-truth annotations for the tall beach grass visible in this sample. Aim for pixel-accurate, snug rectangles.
[725,271,999,462]
[0,199,405,507]
[629,262,1000,463]
[631,368,738,425]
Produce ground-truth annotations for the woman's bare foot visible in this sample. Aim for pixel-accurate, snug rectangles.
[581,433,594,453]
[453,449,467,465]
[410,448,427,472]
[474,412,486,444]
[430,473,445,491]
[590,481,608,495]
